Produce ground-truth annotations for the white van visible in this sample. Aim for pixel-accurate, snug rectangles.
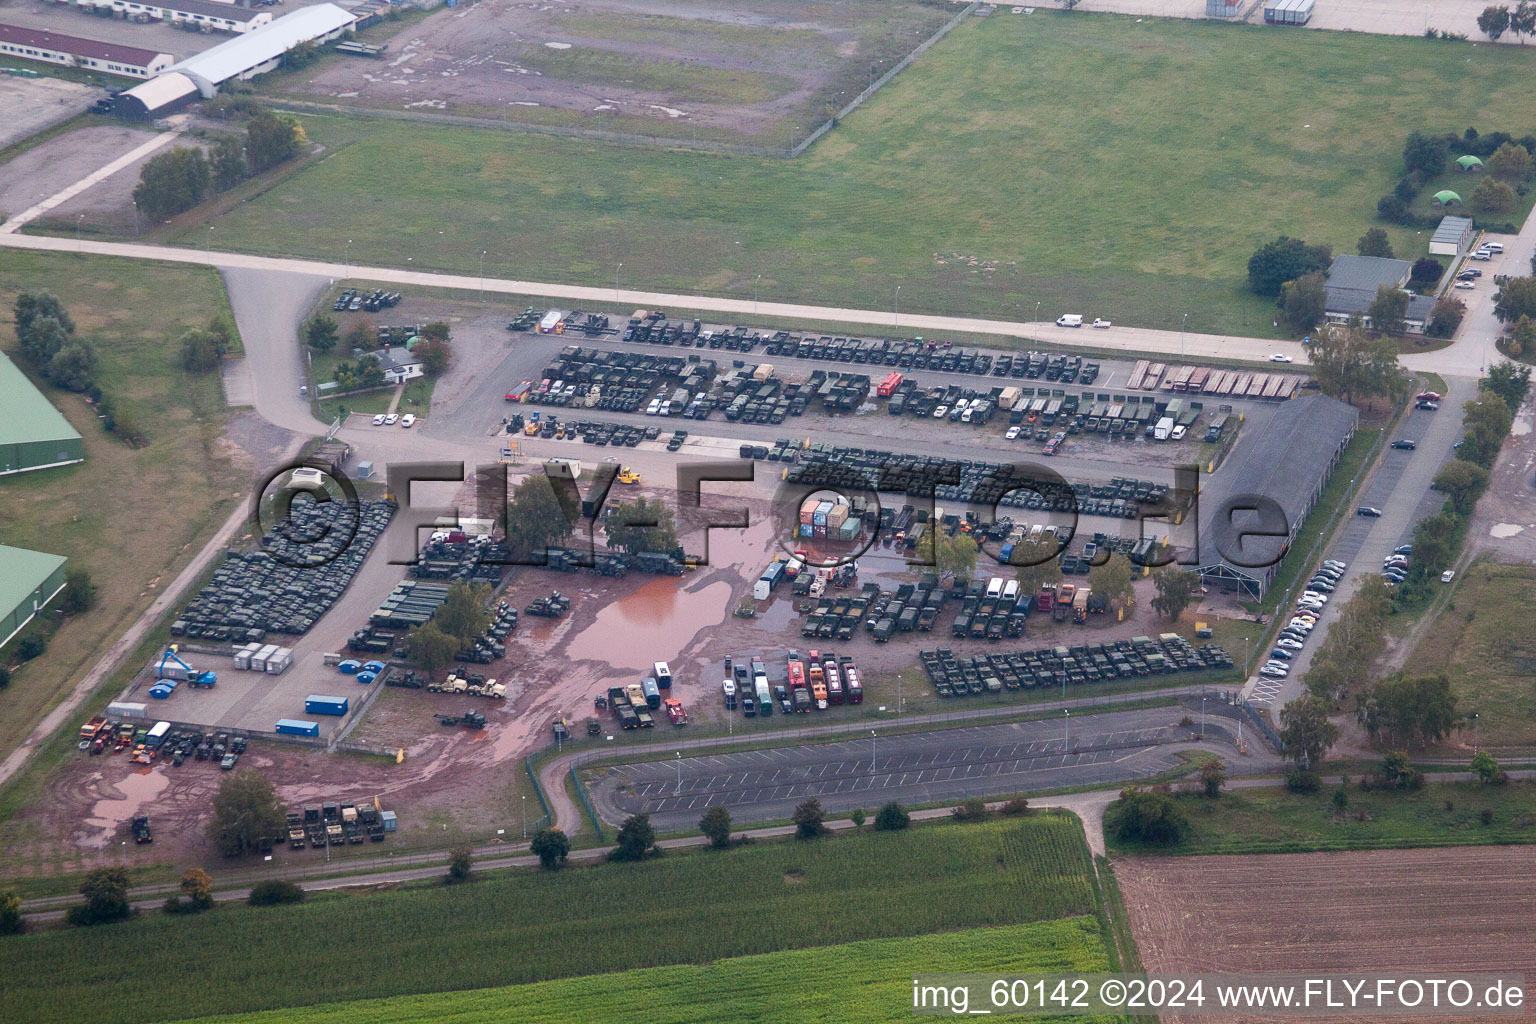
[1056,314,1083,328]
[985,577,1004,600]
[653,661,673,689]
[1002,579,1020,602]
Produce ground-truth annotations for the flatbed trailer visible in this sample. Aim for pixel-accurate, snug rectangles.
[1126,359,1148,391]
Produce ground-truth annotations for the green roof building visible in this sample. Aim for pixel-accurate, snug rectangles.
[0,347,84,476]
[0,544,68,650]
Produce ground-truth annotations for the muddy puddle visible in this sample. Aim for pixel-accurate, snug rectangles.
[566,578,733,671]
[78,768,170,848]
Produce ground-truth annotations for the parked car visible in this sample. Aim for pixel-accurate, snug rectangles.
[372,413,386,425]
[1357,506,1383,517]
[1455,280,1476,290]
[1441,569,1456,583]
[384,413,399,425]
[1091,318,1112,329]
[1485,241,1504,252]
[1005,426,1021,440]
[1269,353,1293,363]
[1390,439,1417,450]
[1276,637,1305,651]
[1269,648,1294,661]
[1260,665,1289,678]
[1417,400,1440,411]
[1394,545,1413,555]
[400,414,416,428]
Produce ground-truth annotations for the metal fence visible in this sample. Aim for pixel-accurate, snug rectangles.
[525,755,553,830]
[570,766,604,842]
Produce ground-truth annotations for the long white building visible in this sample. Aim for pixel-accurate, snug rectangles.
[0,21,172,77]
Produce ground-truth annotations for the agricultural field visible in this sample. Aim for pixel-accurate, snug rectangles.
[171,14,1536,335]
[165,920,1122,1024]
[1116,846,1536,1023]
[1105,781,1536,856]
[0,252,249,773]
[268,0,952,145]
[0,816,1102,1024]
[1407,563,1536,750]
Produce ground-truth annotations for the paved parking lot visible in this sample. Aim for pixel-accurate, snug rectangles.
[588,705,1240,828]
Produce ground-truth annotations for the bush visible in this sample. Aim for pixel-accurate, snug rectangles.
[0,889,23,935]
[999,797,1031,817]
[0,667,9,690]
[15,635,46,662]
[1481,808,1495,826]
[68,868,133,926]
[874,801,910,831]
[610,814,659,862]
[529,828,570,870]
[699,806,733,849]
[792,798,827,839]
[1285,768,1321,794]
[447,845,473,883]
[849,808,866,829]
[247,880,304,907]
[61,568,96,615]
[1107,787,1189,846]
[951,797,989,823]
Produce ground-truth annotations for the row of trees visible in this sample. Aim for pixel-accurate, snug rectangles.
[1307,324,1408,407]
[180,315,238,374]
[406,580,493,679]
[1477,2,1536,42]
[14,290,97,393]
[1356,673,1459,749]
[1383,130,1535,228]
[133,112,304,222]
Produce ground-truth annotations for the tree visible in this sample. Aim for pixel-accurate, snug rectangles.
[699,806,732,848]
[1473,177,1517,213]
[14,290,74,339]
[432,581,491,648]
[850,807,866,829]
[1512,0,1536,40]
[132,147,211,221]
[1367,285,1408,337]
[1470,750,1502,783]
[1482,359,1532,414]
[1496,277,1536,324]
[1279,694,1338,768]
[1403,131,1449,176]
[934,533,978,582]
[1461,395,1513,468]
[1198,758,1227,798]
[530,827,570,870]
[303,314,338,353]
[604,497,677,556]
[1479,4,1512,39]
[1088,557,1134,612]
[1377,193,1411,225]
[611,814,659,861]
[1247,236,1332,297]
[16,635,46,661]
[206,770,287,858]
[210,135,246,191]
[1356,673,1459,748]
[405,622,460,679]
[180,327,224,373]
[1107,786,1188,846]
[0,889,22,935]
[1149,567,1193,622]
[1011,534,1063,596]
[421,321,451,343]
[1488,140,1534,180]
[1426,295,1467,339]
[1310,324,1403,406]
[19,316,72,367]
[45,341,98,392]
[1409,257,1444,288]
[69,867,132,926]
[1282,270,1328,330]
[248,880,304,906]
[60,568,96,614]
[178,868,214,912]
[1433,459,1490,514]
[1057,0,1081,8]
[1356,228,1394,258]
[874,801,910,831]
[0,667,10,690]
[245,111,302,173]
[952,797,989,822]
[447,845,473,882]
[343,316,377,352]
[416,337,453,378]
[504,476,574,557]
[792,797,827,839]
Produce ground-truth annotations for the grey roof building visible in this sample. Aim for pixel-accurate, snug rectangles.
[1194,394,1359,599]
[0,348,84,477]
[1429,216,1475,256]
[1323,255,1437,333]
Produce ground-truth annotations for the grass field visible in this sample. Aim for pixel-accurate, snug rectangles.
[0,816,1099,1024]
[1408,562,1536,749]
[0,251,244,770]
[177,14,1536,335]
[161,919,1121,1024]
[1106,780,1536,856]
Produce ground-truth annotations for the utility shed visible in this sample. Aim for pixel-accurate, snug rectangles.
[1429,216,1475,257]
[1194,394,1358,599]
[0,348,84,477]
[0,545,68,650]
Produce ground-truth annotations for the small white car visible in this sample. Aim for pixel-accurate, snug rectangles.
[646,398,661,416]
[1485,241,1504,252]
[1260,665,1289,678]
[1441,569,1456,583]
[1455,280,1475,290]
[400,414,416,428]
[933,405,949,419]
[1091,318,1112,329]
[1269,353,1293,363]
[287,467,326,491]
[1005,426,1021,440]
[372,414,386,426]
[384,413,399,425]
[1276,637,1304,651]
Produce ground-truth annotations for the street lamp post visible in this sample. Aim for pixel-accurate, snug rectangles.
[755,274,762,315]
[897,673,902,717]
[76,214,84,250]
[205,225,214,258]
[674,752,682,796]
[894,285,901,329]
[1034,300,1041,327]
[1180,313,1188,359]
[478,250,487,296]
[614,262,623,299]
[870,730,877,772]
[1064,709,1070,751]
[1200,695,1206,737]
[344,238,352,269]
[521,795,526,839]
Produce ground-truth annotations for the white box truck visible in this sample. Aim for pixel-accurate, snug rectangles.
[1154,416,1175,441]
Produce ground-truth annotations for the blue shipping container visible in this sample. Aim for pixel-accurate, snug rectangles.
[798,523,813,537]
[275,718,321,736]
[305,696,349,716]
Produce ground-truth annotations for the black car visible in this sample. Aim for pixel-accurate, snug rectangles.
[1390,439,1417,450]
[1357,506,1383,517]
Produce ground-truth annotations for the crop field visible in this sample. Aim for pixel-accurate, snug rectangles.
[0,252,245,785]
[183,14,1536,335]
[270,0,951,144]
[1407,563,1536,749]
[0,817,1099,1024]
[1117,846,1536,1023]
[1105,781,1536,856]
[161,919,1123,1024]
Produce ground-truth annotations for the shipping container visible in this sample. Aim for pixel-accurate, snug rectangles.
[107,701,148,719]
[305,695,350,716]
[276,719,321,737]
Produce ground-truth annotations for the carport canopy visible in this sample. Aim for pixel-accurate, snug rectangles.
[1456,155,1484,170]
[1433,190,1463,206]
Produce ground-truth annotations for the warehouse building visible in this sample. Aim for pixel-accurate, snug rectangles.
[1194,394,1359,599]
[0,22,172,78]
[48,0,273,35]
[0,545,68,652]
[1429,215,1475,257]
[1322,254,1437,334]
[166,3,355,97]
[0,348,84,477]
[104,70,200,120]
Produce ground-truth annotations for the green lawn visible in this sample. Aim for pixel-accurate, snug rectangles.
[1106,780,1536,856]
[0,816,1099,1024]
[159,919,1121,1024]
[171,13,1536,335]
[0,252,243,775]
[1408,562,1536,750]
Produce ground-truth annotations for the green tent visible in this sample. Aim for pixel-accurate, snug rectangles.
[1456,154,1484,170]
[1433,190,1463,206]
